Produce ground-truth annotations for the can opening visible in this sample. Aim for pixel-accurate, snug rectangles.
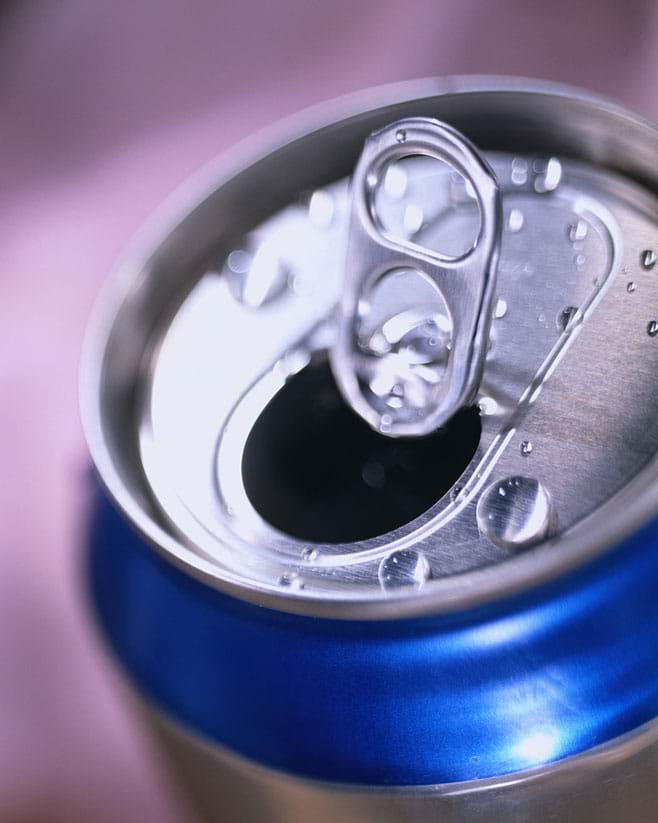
[242,359,481,544]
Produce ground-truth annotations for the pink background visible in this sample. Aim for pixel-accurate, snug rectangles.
[2,2,657,820]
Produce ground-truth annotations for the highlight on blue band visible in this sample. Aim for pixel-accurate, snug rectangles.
[87,488,658,786]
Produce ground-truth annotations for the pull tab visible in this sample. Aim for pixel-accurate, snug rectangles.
[330,117,501,437]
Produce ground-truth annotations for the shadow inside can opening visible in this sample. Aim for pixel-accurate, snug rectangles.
[242,359,481,544]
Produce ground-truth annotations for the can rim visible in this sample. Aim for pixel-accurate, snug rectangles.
[81,75,658,619]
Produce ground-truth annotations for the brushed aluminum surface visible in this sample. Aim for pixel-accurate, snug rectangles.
[81,79,658,618]
[137,152,654,601]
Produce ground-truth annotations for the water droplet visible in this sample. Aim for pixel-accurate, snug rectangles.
[476,476,555,550]
[556,306,578,332]
[362,461,386,489]
[356,269,453,428]
[450,485,463,502]
[507,209,524,233]
[278,572,304,591]
[301,547,318,562]
[641,250,656,270]
[363,330,390,355]
[366,171,379,189]
[379,549,430,590]
[396,128,407,144]
[379,414,393,433]
[537,313,546,324]
[648,320,658,338]
[308,189,334,228]
[227,249,252,274]
[289,271,313,297]
[567,220,588,242]
[627,281,637,293]
[226,241,289,308]
[495,297,508,319]
[384,164,408,199]
[511,157,528,186]
[478,396,498,416]
[574,254,586,268]
[520,440,533,457]
[534,157,562,193]
[402,204,424,235]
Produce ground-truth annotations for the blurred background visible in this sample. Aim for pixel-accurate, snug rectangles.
[1,1,657,820]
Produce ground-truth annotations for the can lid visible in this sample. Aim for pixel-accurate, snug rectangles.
[82,79,658,618]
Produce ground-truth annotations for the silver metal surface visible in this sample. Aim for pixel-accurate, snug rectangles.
[135,152,656,601]
[330,117,501,437]
[147,706,658,823]
[81,78,658,619]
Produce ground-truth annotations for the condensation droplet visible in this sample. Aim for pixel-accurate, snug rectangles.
[556,306,578,332]
[289,271,313,297]
[476,476,556,551]
[278,573,304,591]
[450,485,463,502]
[384,164,408,200]
[567,220,588,242]
[511,157,528,186]
[647,320,658,338]
[538,313,546,324]
[479,396,498,415]
[641,250,656,270]
[627,282,636,293]
[356,268,454,431]
[520,440,533,457]
[301,547,318,562]
[362,461,386,489]
[308,189,335,228]
[507,209,524,233]
[366,171,379,189]
[396,128,407,144]
[495,297,508,319]
[379,414,393,433]
[227,249,252,274]
[574,254,586,267]
[226,241,289,308]
[403,204,424,235]
[534,157,562,193]
[379,549,430,591]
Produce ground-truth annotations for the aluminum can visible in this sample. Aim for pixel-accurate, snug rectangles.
[82,78,658,822]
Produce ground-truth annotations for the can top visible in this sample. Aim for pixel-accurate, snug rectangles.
[82,78,658,618]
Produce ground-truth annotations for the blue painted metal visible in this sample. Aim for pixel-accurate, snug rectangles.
[87,489,658,786]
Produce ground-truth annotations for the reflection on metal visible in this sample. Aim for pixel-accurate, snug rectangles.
[330,118,501,437]
[83,80,658,618]
[147,706,658,823]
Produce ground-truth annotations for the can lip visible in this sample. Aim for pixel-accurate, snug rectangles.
[81,75,658,620]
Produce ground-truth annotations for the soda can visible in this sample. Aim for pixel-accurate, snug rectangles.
[82,78,658,822]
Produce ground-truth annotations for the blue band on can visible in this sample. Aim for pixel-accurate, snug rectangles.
[87,489,658,786]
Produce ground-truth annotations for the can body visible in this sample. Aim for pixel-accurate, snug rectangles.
[82,78,658,822]
[88,488,658,821]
